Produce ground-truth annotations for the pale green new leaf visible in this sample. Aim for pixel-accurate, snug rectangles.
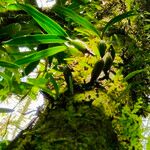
[6,4,20,11]
[15,4,68,36]
[125,0,134,11]
[27,78,48,88]
[3,34,67,45]
[15,46,67,65]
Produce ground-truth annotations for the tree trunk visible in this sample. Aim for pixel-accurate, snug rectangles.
[6,90,119,150]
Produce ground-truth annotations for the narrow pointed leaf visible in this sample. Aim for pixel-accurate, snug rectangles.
[0,23,21,38]
[102,11,137,37]
[6,4,20,11]
[0,108,14,113]
[41,88,55,99]
[24,60,40,76]
[54,6,100,37]
[0,61,19,69]
[124,69,146,81]
[26,78,55,98]
[0,72,12,90]
[16,4,68,36]
[27,78,48,87]
[3,34,67,45]
[15,46,67,65]
[49,74,59,98]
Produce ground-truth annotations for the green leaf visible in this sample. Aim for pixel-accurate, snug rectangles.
[24,61,40,76]
[15,4,68,36]
[15,46,67,65]
[26,78,55,98]
[49,74,59,98]
[0,72,12,92]
[144,24,150,31]
[102,11,137,38]
[54,6,100,37]
[0,108,14,113]
[0,23,21,38]
[146,137,150,150]
[41,87,55,99]
[125,0,134,11]
[27,78,48,87]
[0,61,19,69]
[3,34,67,45]
[124,69,146,81]
[6,4,20,11]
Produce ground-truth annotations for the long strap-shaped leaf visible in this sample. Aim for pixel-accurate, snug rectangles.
[3,34,67,45]
[124,69,146,81]
[102,11,137,38]
[0,108,14,113]
[15,46,67,65]
[16,4,68,37]
[54,6,100,37]
[0,60,19,69]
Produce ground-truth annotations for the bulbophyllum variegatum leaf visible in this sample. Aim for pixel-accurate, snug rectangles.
[26,78,55,98]
[15,46,67,65]
[124,69,146,81]
[15,3,68,37]
[2,34,67,46]
[0,72,12,93]
[24,60,40,76]
[0,60,19,69]
[102,11,137,38]
[54,6,100,37]
[27,78,48,88]
[49,73,59,99]
[0,107,14,113]
[0,23,21,38]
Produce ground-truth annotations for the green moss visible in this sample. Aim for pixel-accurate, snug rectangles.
[7,98,119,150]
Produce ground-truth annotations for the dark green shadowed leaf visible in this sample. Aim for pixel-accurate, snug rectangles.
[54,6,100,37]
[15,46,67,65]
[102,11,137,38]
[0,84,4,89]
[41,88,55,99]
[2,34,67,45]
[24,60,40,76]
[0,23,21,38]
[124,69,146,81]
[15,4,68,36]
[0,61,19,69]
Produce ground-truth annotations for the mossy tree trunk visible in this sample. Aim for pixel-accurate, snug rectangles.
[6,90,119,150]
